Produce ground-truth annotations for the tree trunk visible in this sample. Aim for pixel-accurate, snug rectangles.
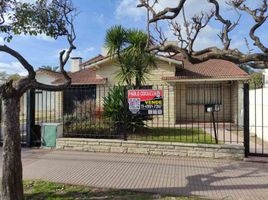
[1,97,24,200]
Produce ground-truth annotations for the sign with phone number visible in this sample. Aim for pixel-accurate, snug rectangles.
[128,90,163,115]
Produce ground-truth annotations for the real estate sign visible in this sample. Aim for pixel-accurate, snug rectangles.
[128,90,163,115]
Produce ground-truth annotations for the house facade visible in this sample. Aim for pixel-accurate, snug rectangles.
[54,53,249,127]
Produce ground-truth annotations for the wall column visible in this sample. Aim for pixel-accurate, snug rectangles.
[238,81,244,126]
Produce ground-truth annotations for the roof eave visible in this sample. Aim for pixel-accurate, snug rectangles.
[81,55,183,68]
[163,76,250,82]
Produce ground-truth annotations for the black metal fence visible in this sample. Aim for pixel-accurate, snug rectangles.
[50,83,244,145]
[2,80,268,156]
[13,83,243,145]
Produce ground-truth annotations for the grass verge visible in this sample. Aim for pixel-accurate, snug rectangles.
[24,180,206,200]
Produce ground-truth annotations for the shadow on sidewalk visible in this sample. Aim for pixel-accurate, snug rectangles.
[135,161,268,197]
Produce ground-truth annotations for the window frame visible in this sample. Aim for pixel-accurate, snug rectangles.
[186,84,223,105]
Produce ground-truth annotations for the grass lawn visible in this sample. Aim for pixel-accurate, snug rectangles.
[128,128,217,144]
[24,180,205,200]
[65,123,218,144]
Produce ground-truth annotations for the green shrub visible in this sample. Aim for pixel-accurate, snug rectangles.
[103,86,144,133]
[249,72,263,89]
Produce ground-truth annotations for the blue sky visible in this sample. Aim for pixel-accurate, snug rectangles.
[0,0,148,75]
[0,0,267,75]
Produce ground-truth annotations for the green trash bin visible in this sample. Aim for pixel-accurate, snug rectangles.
[41,123,63,148]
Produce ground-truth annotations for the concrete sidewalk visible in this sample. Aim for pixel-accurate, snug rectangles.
[1,149,268,200]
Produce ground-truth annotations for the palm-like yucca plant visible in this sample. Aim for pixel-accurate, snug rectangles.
[115,53,136,85]
[104,26,156,135]
[125,29,156,87]
[105,25,156,87]
[104,25,127,58]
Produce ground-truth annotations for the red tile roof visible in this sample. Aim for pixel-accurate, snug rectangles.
[53,68,107,85]
[52,54,249,85]
[80,54,105,67]
[162,55,249,81]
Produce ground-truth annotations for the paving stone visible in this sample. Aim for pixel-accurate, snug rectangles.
[13,149,268,200]
[127,147,149,154]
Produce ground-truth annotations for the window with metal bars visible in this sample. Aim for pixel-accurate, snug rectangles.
[186,84,222,105]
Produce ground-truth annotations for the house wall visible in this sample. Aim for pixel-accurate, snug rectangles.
[145,61,176,125]
[144,61,176,85]
[175,81,239,123]
[230,81,237,124]
[35,73,58,85]
[92,61,243,126]
[230,81,244,126]
[249,88,268,142]
[95,61,119,112]
[94,60,177,124]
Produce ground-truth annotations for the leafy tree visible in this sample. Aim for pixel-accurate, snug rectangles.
[0,0,76,199]
[239,64,263,89]
[249,72,263,89]
[105,26,156,88]
[7,73,21,81]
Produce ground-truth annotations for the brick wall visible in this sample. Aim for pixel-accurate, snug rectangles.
[56,138,244,160]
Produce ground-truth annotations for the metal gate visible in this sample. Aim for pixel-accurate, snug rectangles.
[244,81,268,157]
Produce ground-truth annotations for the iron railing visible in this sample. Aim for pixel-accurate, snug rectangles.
[4,81,266,149]
[55,83,244,145]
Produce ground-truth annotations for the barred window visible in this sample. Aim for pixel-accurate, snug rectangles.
[186,84,222,105]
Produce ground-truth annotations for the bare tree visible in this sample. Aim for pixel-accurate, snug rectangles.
[138,0,268,68]
[0,0,76,199]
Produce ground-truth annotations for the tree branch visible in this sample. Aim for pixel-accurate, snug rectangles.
[169,9,214,54]
[0,45,36,80]
[149,43,268,66]
[19,1,76,93]
[138,0,187,23]
[230,0,268,53]
[138,0,268,68]
[0,0,77,97]
[209,0,241,50]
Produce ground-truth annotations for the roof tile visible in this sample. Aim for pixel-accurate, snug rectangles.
[80,54,105,67]
[53,67,107,85]
[162,55,249,80]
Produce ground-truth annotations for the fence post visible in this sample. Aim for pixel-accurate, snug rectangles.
[243,83,249,157]
[123,86,128,141]
[26,89,35,147]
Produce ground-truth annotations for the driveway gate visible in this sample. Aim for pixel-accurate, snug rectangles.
[244,82,268,157]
